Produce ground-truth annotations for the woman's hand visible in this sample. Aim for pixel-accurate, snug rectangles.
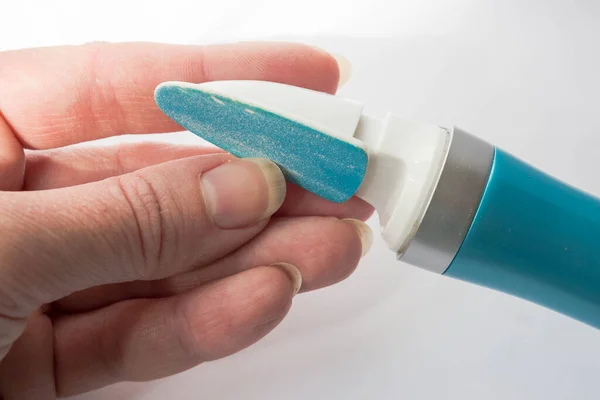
[0,41,373,399]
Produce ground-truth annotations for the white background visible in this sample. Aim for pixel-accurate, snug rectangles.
[3,0,600,399]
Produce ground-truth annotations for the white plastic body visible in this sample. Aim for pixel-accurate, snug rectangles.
[354,115,450,254]
[189,80,451,255]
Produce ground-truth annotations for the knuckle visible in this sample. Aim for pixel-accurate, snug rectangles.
[113,142,131,175]
[114,173,171,279]
[81,41,126,134]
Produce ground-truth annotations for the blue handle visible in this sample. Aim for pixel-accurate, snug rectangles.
[445,148,600,328]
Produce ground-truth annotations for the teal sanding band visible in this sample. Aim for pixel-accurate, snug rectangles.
[155,84,368,203]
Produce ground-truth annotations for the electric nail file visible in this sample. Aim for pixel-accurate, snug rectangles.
[155,80,600,330]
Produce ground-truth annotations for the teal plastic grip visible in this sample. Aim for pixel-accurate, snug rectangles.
[445,149,600,328]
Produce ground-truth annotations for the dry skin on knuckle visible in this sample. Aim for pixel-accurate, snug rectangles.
[82,42,128,137]
[114,173,168,279]
[82,42,182,134]
[113,142,133,175]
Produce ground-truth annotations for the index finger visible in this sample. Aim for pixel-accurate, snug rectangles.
[0,41,340,150]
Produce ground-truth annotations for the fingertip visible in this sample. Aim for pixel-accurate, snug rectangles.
[252,217,367,292]
[298,44,342,94]
[240,265,296,319]
[347,197,376,221]
[333,54,352,88]
[270,262,303,295]
[341,218,373,258]
[230,265,296,333]
[176,266,294,361]
[309,217,368,286]
[224,41,341,94]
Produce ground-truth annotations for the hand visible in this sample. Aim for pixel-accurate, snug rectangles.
[0,42,374,398]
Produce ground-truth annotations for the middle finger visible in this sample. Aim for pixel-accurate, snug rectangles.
[53,216,372,313]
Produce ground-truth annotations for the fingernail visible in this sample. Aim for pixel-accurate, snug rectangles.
[342,219,372,257]
[333,54,352,87]
[271,262,303,295]
[201,158,286,229]
[308,45,351,88]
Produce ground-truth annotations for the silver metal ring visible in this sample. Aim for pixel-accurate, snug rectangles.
[397,127,495,274]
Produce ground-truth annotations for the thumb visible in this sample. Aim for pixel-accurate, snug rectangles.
[0,154,286,317]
